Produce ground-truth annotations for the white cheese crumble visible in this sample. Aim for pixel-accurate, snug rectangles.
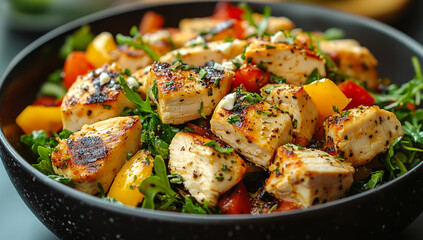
[185,36,206,47]
[126,77,139,89]
[144,30,170,44]
[221,93,236,110]
[232,55,244,66]
[271,31,286,43]
[99,72,111,85]
[216,42,232,55]
[213,62,225,71]
[222,61,235,71]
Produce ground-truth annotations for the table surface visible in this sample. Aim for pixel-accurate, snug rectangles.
[1,1,423,239]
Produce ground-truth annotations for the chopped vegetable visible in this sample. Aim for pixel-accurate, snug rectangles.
[338,80,374,109]
[63,51,94,89]
[16,105,62,134]
[218,181,251,214]
[139,11,165,34]
[86,32,118,68]
[233,63,269,93]
[303,78,351,118]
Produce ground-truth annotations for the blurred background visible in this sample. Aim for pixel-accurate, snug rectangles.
[0,0,422,239]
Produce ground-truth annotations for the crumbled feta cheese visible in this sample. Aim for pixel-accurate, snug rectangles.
[216,42,233,55]
[221,93,236,110]
[232,55,244,66]
[126,77,139,89]
[99,72,111,85]
[185,36,206,47]
[95,68,103,75]
[144,30,170,44]
[271,31,286,43]
[213,62,225,71]
[222,61,235,71]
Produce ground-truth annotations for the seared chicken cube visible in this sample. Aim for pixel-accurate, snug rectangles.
[320,39,379,90]
[169,131,247,207]
[265,145,355,208]
[261,84,319,140]
[149,61,233,125]
[244,38,326,86]
[160,39,248,66]
[111,34,172,73]
[61,64,136,132]
[51,116,142,195]
[324,106,404,166]
[243,14,295,36]
[131,66,152,100]
[210,91,293,168]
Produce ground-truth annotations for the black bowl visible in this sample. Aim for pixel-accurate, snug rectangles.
[1,1,423,239]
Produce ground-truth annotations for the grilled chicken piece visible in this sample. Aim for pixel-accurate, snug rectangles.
[131,66,152,100]
[51,116,142,195]
[210,91,293,168]
[265,145,355,208]
[242,14,295,36]
[111,35,172,73]
[324,106,404,166]
[160,39,248,66]
[169,131,247,207]
[61,64,136,132]
[261,84,319,140]
[320,39,379,90]
[148,61,233,125]
[244,38,326,86]
[179,17,221,34]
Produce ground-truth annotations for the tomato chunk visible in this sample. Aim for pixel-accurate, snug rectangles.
[219,181,251,214]
[213,2,244,21]
[338,80,375,109]
[139,11,165,34]
[32,96,61,106]
[63,51,94,89]
[233,64,269,93]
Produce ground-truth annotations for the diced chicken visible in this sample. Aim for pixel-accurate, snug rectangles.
[111,44,170,73]
[131,65,152,100]
[244,38,326,86]
[179,17,221,33]
[243,14,295,36]
[261,84,319,140]
[51,116,142,195]
[265,145,355,208]
[148,61,233,125]
[320,39,379,90]
[324,106,404,166]
[169,131,247,207]
[160,39,248,66]
[210,91,293,168]
[61,64,136,132]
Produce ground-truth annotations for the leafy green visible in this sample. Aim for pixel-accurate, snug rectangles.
[116,26,159,61]
[323,28,345,41]
[32,146,55,175]
[60,25,94,59]
[21,130,58,155]
[48,175,72,184]
[305,68,322,84]
[227,114,241,125]
[239,3,270,36]
[139,156,177,209]
[203,141,234,154]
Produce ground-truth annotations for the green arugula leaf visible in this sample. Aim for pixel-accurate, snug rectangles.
[139,156,177,209]
[323,28,345,40]
[60,25,94,59]
[305,68,322,84]
[116,26,159,61]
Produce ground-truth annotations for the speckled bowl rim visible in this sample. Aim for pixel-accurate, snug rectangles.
[1,0,423,224]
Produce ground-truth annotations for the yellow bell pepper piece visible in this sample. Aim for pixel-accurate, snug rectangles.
[16,105,62,134]
[107,150,154,207]
[86,32,118,68]
[303,78,351,118]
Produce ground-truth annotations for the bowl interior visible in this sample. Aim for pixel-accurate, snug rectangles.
[1,0,423,219]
